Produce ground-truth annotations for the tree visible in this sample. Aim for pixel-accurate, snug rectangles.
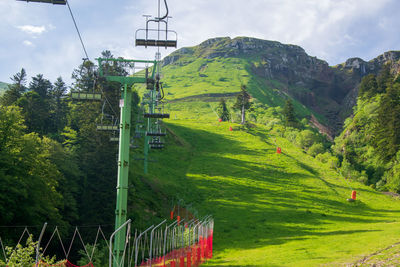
[30,74,52,99]
[359,74,378,99]
[216,98,230,121]
[49,77,68,135]
[233,85,252,124]
[374,82,400,161]
[0,68,27,106]
[377,63,392,94]
[283,99,298,127]
[17,91,49,135]
[0,106,65,228]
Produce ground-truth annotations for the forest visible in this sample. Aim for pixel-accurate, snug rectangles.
[0,51,136,234]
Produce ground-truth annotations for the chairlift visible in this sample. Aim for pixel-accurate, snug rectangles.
[144,112,170,119]
[110,137,119,142]
[149,141,164,145]
[70,92,102,100]
[16,0,66,4]
[150,144,164,149]
[146,132,166,137]
[135,0,177,49]
[96,125,119,131]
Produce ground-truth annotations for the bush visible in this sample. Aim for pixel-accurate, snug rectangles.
[284,128,299,143]
[308,143,325,157]
[296,129,316,150]
[316,152,339,169]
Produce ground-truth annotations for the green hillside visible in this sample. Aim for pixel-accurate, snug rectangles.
[126,41,400,265]
[0,82,8,95]
[160,38,328,125]
[129,106,400,266]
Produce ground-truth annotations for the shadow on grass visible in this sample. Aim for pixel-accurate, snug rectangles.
[153,122,400,262]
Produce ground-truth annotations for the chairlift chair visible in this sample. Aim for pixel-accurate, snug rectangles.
[150,144,164,149]
[70,92,102,100]
[146,131,166,137]
[149,141,164,145]
[96,125,119,131]
[135,21,177,49]
[144,113,170,119]
[16,0,66,4]
[135,0,177,49]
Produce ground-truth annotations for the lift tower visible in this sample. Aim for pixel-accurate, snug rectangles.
[97,58,157,266]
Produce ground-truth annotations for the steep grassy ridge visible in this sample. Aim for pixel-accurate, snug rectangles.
[137,111,400,266]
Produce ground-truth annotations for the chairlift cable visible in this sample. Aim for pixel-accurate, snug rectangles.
[66,0,89,60]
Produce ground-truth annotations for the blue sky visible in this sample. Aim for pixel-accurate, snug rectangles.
[1,0,400,85]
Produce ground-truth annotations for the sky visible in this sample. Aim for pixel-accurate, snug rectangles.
[1,0,400,86]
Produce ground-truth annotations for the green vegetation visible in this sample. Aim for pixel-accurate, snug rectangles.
[333,65,400,191]
[233,84,252,124]
[216,98,230,121]
[0,81,8,95]
[133,112,400,266]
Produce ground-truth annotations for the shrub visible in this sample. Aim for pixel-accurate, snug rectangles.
[308,143,325,157]
[296,129,316,150]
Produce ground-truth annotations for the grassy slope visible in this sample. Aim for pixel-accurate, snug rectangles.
[135,104,400,266]
[161,55,327,124]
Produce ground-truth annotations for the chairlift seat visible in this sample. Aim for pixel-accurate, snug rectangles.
[97,125,119,131]
[150,144,164,149]
[17,0,66,4]
[71,92,102,100]
[149,141,164,145]
[146,132,166,137]
[110,137,119,142]
[136,39,177,48]
[144,113,170,119]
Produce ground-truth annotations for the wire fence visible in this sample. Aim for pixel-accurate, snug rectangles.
[0,216,214,267]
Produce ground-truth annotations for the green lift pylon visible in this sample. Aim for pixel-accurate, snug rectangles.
[97,57,156,266]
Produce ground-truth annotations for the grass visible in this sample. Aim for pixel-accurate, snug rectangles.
[161,57,249,100]
[130,106,400,266]
[160,53,329,125]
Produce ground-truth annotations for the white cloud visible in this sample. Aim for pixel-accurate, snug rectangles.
[17,25,46,35]
[23,40,34,47]
[1,0,399,84]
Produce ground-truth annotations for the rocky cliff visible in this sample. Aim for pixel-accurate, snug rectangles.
[163,37,400,134]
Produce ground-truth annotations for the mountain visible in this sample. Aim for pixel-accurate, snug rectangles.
[161,37,400,134]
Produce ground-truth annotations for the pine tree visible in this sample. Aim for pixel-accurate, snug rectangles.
[216,98,230,121]
[233,85,252,124]
[377,63,392,94]
[49,77,68,135]
[283,99,298,127]
[359,74,378,99]
[0,68,27,106]
[374,82,400,161]
[30,74,52,98]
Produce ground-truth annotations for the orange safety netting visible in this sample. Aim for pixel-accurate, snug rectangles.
[138,233,214,267]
